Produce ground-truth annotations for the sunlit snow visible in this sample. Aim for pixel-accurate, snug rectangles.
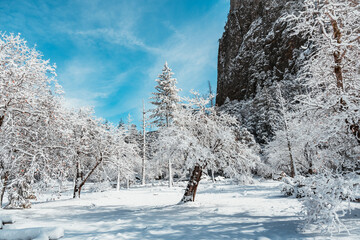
[1,179,359,239]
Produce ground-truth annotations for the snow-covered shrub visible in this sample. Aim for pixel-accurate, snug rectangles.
[6,180,35,209]
[281,171,358,234]
[281,175,307,198]
[299,172,357,234]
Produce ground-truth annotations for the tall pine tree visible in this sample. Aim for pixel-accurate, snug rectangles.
[150,62,181,127]
[150,62,181,187]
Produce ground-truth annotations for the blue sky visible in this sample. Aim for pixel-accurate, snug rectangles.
[0,0,229,127]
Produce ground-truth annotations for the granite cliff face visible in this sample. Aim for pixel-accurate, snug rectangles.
[217,0,306,143]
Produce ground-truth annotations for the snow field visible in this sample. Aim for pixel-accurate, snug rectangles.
[0,227,64,240]
[1,180,359,240]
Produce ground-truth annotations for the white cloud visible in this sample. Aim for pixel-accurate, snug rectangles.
[59,59,98,85]
[73,28,159,53]
[58,58,110,108]
[62,96,96,110]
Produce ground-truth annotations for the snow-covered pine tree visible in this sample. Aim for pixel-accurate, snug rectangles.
[117,118,125,130]
[149,62,181,128]
[149,62,181,187]
[252,81,284,144]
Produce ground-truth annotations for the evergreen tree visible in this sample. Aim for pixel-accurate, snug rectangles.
[149,62,181,187]
[149,62,181,127]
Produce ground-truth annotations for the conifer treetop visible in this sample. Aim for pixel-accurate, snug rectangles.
[149,62,181,127]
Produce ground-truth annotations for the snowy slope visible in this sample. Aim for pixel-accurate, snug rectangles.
[1,180,359,240]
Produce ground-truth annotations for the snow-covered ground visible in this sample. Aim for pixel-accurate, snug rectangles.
[1,180,359,240]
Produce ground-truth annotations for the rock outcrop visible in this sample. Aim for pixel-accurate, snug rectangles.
[217,0,307,143]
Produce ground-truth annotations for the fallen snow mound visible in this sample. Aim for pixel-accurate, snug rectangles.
[0,227,64,240]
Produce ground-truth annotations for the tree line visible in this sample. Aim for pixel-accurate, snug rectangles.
[0,33,258,209]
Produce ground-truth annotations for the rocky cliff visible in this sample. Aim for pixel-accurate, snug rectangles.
[217,0,307,143]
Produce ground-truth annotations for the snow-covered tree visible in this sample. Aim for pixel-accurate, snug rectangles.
[99,123,140,191]
[144,130,161,181]
[150,62,181,128]
[141,100,147,185]
[157,92,260,203]
[278,0,360,232]
[263,82,300,177]
[150,62,181,187]
[283,0,360,172]
[0,32,65,208]
[65,108,116,198]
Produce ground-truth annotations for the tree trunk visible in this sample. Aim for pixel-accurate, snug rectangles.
[0,185,5,208]
[326,12,343,90]
[288,135,297,177]
[0,115,6,206]
[180,165,202,203]
[126,179,130,189]
[141,157,146,185]
[73,161,82,198]
[211,168,215,183]
[349,122,360,143]
[0,115,4,129]
[304,143,314,174]
[116,171,121,191]
[0,172,8,208]
[73,157,103,198]
[168,159,173,188]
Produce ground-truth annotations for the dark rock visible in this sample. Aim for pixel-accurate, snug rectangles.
[217,0,307,143]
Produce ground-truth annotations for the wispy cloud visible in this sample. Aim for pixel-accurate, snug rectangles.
[73,28,160,54]
[58,58,110,109]
[62,96,97,110]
